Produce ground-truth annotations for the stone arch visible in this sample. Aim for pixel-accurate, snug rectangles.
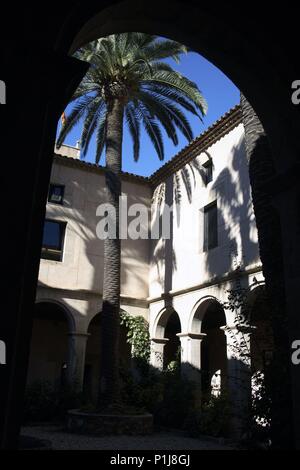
[35,298,76,333]
[27,300,75,390]
[189,296,227,397]
[150,307,182,370]
[189,296,225,335]
[152,306,182,340]
[247,280,266,311]
[84,308,132,402]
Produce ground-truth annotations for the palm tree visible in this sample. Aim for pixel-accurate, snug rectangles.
[56,32,207,409]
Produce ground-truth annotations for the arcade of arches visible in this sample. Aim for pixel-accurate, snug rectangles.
[27,303,132,401]
[27,283,274,432]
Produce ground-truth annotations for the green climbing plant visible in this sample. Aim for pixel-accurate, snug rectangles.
[120,311,150,363]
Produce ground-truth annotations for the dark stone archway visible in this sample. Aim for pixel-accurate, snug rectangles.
[27,301,73,390]
[163,311,181,370]
[1,1,300,449]
[200,301,227,399]
[84,312,131,403]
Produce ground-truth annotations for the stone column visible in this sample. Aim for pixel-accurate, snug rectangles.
[221,324,255,438]
[67,332,90,391]
[177,333,206,407]
[150,338,169,370]
[177,333,206,381]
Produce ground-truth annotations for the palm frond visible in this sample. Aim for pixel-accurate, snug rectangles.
[136,103,164,161]
[56,96,94,148]
[142,82,201,117]
[134,90,179,145]
[81,99,106,157]
[166,100,194,141]
[145,70,207,116]
[59,32,207,180]
[125,105,140,162]
[142,39,187,63]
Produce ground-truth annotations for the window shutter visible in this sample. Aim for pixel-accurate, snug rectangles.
[203,201,218,251]
[208,203,218,249]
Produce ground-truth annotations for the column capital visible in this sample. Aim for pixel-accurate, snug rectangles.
[150,337,169,345]
[176,332,207,340]
[68,331,90,338]
[220,324,257,335]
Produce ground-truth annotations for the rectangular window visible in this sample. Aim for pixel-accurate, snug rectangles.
[203,160,213,185]
[41,220,66,261]
[203,201,218,251]
[48,184,65,205]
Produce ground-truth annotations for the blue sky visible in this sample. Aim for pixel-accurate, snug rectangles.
[57,49,240,177]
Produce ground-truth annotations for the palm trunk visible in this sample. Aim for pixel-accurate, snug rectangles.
[98,98,124,408]
[240,94,294,448]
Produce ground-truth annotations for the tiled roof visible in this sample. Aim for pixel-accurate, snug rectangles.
[54,104,242,187]
[53,154,149,184]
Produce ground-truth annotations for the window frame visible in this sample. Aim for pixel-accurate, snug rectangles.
[41,219,66,262]
[203,159,213,185]
[48,183,65,205]
[203,200,218,252]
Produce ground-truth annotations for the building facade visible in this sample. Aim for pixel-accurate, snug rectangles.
[28,106,272,409]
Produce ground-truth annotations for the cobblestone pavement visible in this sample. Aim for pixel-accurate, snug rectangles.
[22,425,235,450]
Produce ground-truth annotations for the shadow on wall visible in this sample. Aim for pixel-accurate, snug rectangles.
[83,189,150,298]
[120,189,151,298]
[205,135,259,278]
[44,170,150,298]
[151,151,215,293]
[150,135,260,295]
[151,176,177,293]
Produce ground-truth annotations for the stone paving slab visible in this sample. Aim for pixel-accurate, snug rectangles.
[22,425,235,450]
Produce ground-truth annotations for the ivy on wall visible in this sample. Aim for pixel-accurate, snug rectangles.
[120,311,150,363]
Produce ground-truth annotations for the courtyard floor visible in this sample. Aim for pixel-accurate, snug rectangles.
[21,425,235,450]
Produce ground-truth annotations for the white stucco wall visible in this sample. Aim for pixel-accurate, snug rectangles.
[149,123,261,299]
[38,160,151,302]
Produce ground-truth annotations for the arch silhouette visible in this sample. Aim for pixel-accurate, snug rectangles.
[152,306,182,339]
[35,299,76,333]
[189,296,225,334]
